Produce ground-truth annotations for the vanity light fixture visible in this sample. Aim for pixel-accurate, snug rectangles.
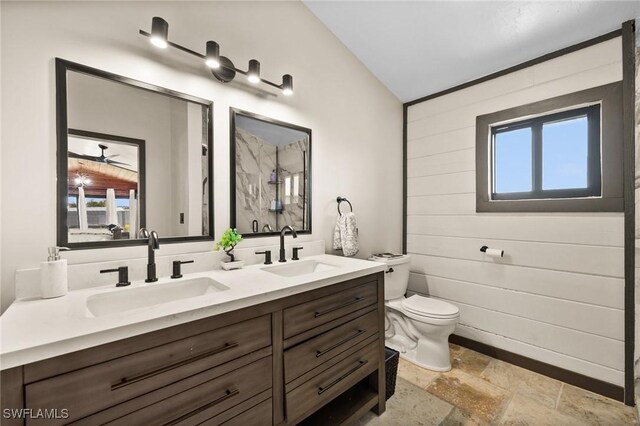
[205,41,221,69]
[149,17,169,49]
[282,74,293,96]
[140,17,294,95]
[247,60,260,84]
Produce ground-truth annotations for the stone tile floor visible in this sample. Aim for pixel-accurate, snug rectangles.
[360,344,637,425]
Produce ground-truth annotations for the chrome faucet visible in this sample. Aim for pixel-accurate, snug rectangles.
[139,228,160,282]
[279,225,298,263]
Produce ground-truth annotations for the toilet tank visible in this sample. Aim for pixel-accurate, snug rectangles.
[370,254,412,300]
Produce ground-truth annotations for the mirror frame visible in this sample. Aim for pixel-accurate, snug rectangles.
[229,107,312,238]
[56,58,214,249]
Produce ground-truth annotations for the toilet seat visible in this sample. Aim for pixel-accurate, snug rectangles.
[401,295,459,319]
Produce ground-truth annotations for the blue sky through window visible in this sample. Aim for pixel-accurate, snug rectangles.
[495,128,532,193]
[494,116,589,194]
[542,117,588,190]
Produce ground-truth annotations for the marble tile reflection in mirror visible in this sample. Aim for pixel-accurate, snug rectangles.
[232,109,311,236]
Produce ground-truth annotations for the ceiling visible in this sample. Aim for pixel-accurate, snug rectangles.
[304,1,640,103]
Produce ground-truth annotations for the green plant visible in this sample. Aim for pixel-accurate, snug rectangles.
[214,228,243,262]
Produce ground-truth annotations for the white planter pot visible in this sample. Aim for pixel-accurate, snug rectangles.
[221,260,245,271]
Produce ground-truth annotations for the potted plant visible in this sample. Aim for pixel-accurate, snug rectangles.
[215,228,244,270]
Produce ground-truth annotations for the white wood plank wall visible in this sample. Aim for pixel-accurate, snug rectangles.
[405,38,625,386]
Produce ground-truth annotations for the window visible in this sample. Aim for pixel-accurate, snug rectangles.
[476,82,623,213]
[284,175,291,205]
[491,105,601,201]
[292,174,300,204]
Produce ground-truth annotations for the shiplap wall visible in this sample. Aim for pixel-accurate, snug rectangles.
[406,37,624,386]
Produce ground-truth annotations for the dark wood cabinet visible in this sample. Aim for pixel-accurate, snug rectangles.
[1,272,385,425]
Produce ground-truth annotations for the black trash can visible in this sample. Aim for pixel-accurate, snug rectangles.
[384,347,400,400]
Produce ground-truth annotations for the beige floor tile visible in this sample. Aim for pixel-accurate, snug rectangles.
[452,349,492,377]
[427,368,509,423]
[480,360,562,408]
[359,378,454,426]
[500,394,584,426]
[398,357,441,389]
[439,408,490,426]
[450,343,466,359]
[557,384,638,426]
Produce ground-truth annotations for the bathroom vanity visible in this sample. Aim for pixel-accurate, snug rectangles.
[0,255,386,425]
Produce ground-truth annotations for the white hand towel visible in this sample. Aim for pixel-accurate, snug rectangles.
[334,212,359,257]
[333,218,342,250]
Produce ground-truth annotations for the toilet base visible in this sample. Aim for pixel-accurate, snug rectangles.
[385,334,452,372]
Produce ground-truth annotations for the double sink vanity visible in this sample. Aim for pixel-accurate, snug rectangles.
[0,56,386,425]
[1,254,387,425]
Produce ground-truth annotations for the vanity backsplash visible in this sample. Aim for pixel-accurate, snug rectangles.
[15,240,325,299]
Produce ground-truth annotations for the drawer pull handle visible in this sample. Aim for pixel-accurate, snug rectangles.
[164,387,239,425]
[317,360,368,395]
[111,342,239,391]
[314,297,364,318]
[316,329,366,358]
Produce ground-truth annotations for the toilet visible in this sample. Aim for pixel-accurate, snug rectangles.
[371,253,460,371]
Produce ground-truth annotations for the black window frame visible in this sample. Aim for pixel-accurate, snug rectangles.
[475,82,623,213]
[490,104,601,201]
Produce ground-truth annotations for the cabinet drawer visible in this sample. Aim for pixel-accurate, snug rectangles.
[219,397,272,426]
[285,341,378,422]
[26,314,271,425]
[108,355,272,426]
[284,310,378,383]
[283,282,377,339]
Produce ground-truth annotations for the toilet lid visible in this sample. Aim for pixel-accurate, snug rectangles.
[401,295,459,318]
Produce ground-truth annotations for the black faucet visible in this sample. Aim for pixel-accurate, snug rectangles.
[279,225,298,263]
[139,228,160,282]
[100,266,131,287]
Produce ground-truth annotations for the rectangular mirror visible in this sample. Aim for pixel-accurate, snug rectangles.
[56,58,214,248]
[230,109,311,237]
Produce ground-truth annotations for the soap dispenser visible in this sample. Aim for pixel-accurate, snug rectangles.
[41,246,70,299]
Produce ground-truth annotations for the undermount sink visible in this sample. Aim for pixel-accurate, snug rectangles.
[262,259,336,277]
[86,277,229,317]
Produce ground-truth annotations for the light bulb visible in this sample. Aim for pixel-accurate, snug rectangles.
[247,59,260,84]
[205,41,220,69]
[282,74,293,96]
[150,37,168,49]
[206,58,220,69]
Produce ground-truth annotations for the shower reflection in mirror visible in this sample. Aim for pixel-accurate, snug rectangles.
[231,109,311,237]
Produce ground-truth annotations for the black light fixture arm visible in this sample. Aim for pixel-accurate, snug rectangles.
[139,25,292,93]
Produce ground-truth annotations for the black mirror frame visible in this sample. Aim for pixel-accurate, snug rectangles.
[229,107,312,238]
[55,58,215,250]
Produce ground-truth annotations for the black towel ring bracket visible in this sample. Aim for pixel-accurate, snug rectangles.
[336,196,353,216]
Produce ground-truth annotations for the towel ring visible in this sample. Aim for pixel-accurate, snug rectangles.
[337,196,353,216]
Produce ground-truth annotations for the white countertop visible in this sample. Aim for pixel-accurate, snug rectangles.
[0,254,385,370]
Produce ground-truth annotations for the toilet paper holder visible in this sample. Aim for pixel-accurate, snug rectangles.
[480,246,504,257]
